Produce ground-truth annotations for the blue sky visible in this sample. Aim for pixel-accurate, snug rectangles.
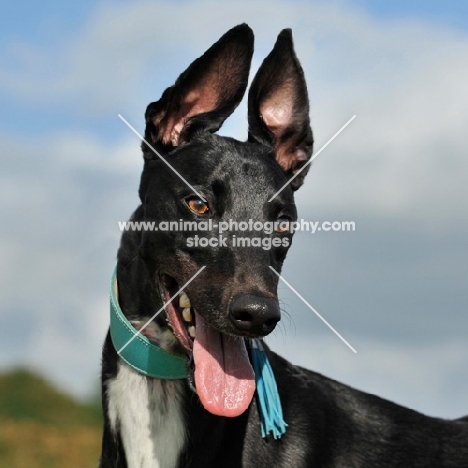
[2,0,467,138]
[352,0,468,28]
[1,0,467,419]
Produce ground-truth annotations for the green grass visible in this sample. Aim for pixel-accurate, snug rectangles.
[0,367,102,428]
[0,368,102,467]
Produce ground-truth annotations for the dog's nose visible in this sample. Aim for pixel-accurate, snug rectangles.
[229,293,280,336]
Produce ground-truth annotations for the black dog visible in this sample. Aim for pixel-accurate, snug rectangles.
[100,24,468,467]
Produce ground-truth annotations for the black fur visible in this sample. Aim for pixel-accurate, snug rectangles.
[100,24,468,467]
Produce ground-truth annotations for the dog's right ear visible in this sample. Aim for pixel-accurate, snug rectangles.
[143,24,254,156]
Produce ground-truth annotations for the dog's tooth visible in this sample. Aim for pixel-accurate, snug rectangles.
[182,308,192,322]
[188,326,196,338]
[179,291,191,308]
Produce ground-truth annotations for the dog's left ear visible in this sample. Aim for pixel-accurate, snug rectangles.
[143,24,254,155]
[248,29,313,190]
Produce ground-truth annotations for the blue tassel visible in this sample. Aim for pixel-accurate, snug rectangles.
[250,339,287,439]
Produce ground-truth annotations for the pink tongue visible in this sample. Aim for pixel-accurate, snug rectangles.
[193,311,255,417]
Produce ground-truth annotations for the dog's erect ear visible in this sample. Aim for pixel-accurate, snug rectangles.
[143,24,254,154]
[248,29,313,190]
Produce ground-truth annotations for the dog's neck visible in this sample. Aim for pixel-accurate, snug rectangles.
[107,361,187,468]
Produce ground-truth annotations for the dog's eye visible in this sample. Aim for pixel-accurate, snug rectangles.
[276,216,292,234]
[186,197,209,215]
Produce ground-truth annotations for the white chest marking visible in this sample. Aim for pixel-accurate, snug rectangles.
[107,362,186,468]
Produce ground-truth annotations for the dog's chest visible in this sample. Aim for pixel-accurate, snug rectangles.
[107,363,186,468]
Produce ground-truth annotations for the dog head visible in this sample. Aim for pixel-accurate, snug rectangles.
[117,24,312,417]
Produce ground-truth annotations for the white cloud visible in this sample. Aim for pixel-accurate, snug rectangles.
[304,49,468,219]
[0,133,141,396]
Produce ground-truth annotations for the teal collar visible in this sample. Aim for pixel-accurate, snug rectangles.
[109,266,188,379]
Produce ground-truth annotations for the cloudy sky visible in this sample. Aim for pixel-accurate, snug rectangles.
[1,0,467,418]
